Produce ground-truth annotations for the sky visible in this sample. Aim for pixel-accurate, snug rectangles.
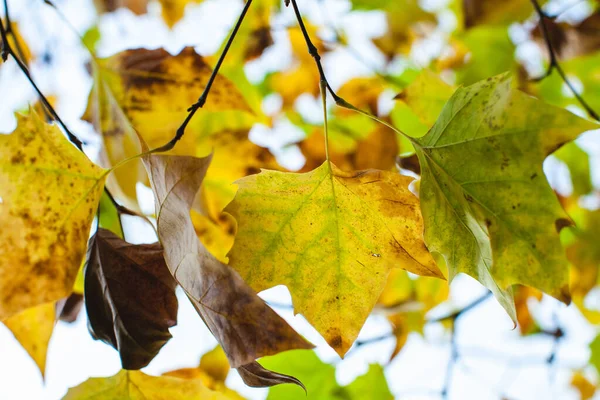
[0,0,599,399]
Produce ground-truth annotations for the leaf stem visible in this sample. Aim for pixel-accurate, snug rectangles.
[530,0,599,121]
[289,0,418,147]
[154,0,254,153]
[319,80,331,165]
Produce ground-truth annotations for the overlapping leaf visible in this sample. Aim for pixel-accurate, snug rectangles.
[0,111,106,318]
[413,73,598,319]
[140,146,312,386]
[226,161,443,356]
[84,47,254,206]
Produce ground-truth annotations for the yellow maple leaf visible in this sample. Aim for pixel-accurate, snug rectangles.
[0,111,106,318]
[226,161,443,356]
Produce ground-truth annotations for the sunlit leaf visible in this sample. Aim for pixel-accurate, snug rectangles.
[414,73,597,320]
[226,161,443,355]
[63,370,233,399]
[3,302,55,377]
[140,145,312,386]
[0,111,106,318]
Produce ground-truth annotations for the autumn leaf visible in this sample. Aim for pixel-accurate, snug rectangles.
[271,24,327,107]
[92,0,148,15]
[571,372,597,400]
[0,22,33,67]
[63,370,232,399]
[226,161,443,356]
[84,47,253,206]
[158,0,203,27]
[413,73,598,320]
[514,286,542,335]
[84,228,178,369]
[0,111,106,318]
[377,270,449,358]
[197,129,282,221]
[532,12,600,60]
[3,302,56,377]
[140,147,312,386]
[57,293,84,323]
[462,0,538,28]
[164,346,245,399]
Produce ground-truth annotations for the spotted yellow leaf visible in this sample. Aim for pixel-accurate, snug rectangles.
[226,161,443,356]
[0,111,106,318]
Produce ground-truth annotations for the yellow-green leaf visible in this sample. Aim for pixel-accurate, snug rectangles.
[63,370,232,400]
[226,161,443,356]
[0,111,106,318]
[413,73,598,320]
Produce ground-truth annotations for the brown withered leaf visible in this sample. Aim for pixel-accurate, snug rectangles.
[56,293,84,323]
[84,228,178,370]
[83,47,252,208]
[238,362,305,390]
[533,12,600,60]
[140,148,313,387]
[463,0,536,28]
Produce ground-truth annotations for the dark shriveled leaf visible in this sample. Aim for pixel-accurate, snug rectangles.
[84,228,178,370]
[140,149,313,388]
[238,361,306,390]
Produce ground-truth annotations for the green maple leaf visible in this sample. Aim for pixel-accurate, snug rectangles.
[412,73,598,319]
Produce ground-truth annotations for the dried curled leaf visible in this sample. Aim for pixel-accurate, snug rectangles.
[0,111,106,318]
[84,228,178,369]
[226,161,443,356]
[140,146,312,387]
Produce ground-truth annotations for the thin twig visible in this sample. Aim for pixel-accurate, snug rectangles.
[2,0,26,62]
[355,292,493,348]
[441,324,458,399]
[530,0,599,121]
[428,292,493,323]
[0,17,83,148]
[154,0,253,153]
[289,0,343,104]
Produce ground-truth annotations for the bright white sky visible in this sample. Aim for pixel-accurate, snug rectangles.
[0,0,599,399]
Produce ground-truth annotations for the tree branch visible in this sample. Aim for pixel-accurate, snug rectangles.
[530,0,599,121]
[289,0,344,104]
